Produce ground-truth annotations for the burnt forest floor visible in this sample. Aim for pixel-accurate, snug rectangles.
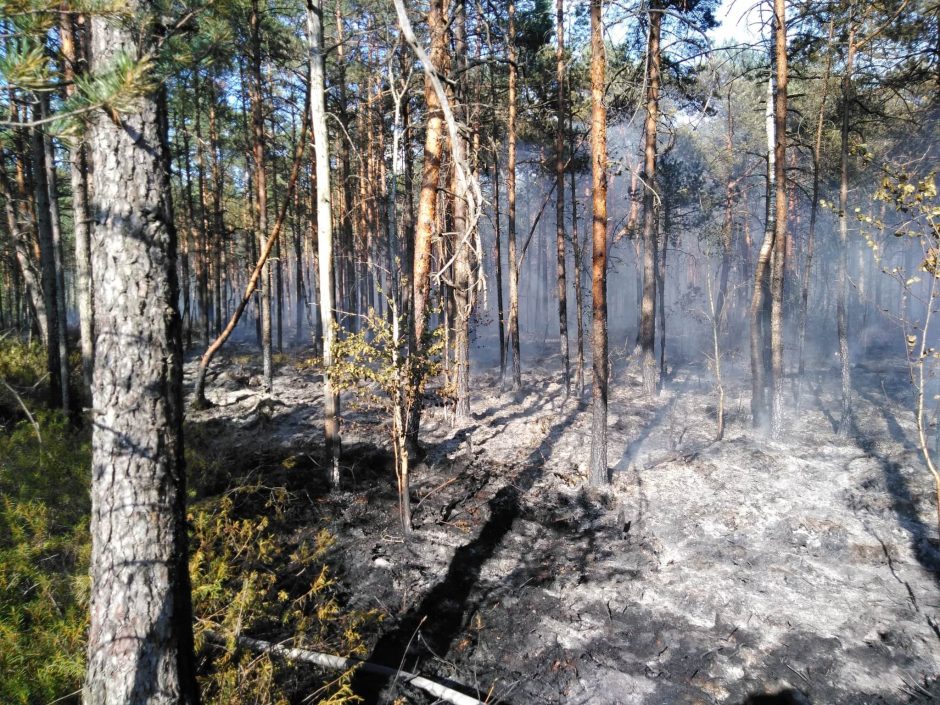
[184,340,940,705]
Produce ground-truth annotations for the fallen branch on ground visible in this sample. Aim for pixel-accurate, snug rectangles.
[205,630,487,705]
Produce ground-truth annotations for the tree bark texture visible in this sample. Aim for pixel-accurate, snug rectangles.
[83,6,199,703]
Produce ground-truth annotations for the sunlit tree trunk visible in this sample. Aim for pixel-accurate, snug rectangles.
[588,0,608,487]
[453,0,472,421]
[250,0,273,390]
[507,0,522,390]
[308,0,341,484]
[83,5,198,702]
[769,0,789,439]
[638,2,662,397]
[62,14,95,393]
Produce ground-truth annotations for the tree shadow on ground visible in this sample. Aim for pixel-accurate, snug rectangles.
[855,385,940,587]
[352,403,583,704]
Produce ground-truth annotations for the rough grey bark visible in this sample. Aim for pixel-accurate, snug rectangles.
[83,5,199,704]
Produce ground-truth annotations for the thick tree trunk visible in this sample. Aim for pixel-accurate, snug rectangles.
[769,0,789,439]
[554,0,570,393]
[308,0,342,485]
[83,7,198,704]
[588,0,608,487]
[638,4,662,397]
[506,0,522,391]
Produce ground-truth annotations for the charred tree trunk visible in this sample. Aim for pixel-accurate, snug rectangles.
[506,0,522,391]
[554,0,570,393]
[769,0,789,439]
[588,0,609,487]
[83,6,198,702]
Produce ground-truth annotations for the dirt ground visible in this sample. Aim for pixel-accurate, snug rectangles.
[186,341,940,705]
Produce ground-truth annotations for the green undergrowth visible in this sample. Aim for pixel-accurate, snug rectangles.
[0,338,375,704]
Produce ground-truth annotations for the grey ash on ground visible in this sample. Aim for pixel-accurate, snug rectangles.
[186,346,940,704]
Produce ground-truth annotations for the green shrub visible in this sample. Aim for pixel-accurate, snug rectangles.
[0,413,91,705]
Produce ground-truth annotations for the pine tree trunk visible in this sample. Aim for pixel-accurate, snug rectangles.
[452,0,472,422]
[250,0,273,390]
[570,89,585,397]
[797,21,833,384]
[506,0,522,391]
[836,27,856,436]
[407,0,447,450]
[639,4,662,397]
[750,74,776,432]
[83,7,198,702]
[308,0,342,485]
[61,14,95,393]
[29,114,63,409]
[554,0,570,393]
[588,0,609,487]
[769,0,789,439]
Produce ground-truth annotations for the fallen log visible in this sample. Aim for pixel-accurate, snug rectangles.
[206,630,486,705]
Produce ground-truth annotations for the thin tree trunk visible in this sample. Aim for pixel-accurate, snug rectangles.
[507,0,522,391]
[192,111,309,408]
[769,0,789,439]
[588,0,608,487]
[83,6,198,702]
[555,0,570,393]
[750,74,776,431]
[797,20,833,383]
[639,4,662,397]
[38,97,70,412]
[452,0,472,422]
[250,0,273,390]
[836,22,856,436]
[62,13,94,393]
[29,111,63,408]
[308,0,342,485]
[570,82,584,397]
